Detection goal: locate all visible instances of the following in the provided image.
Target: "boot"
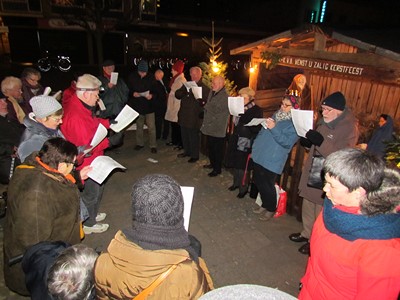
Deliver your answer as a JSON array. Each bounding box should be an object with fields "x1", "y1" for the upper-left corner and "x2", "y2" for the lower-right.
[{"x1": 259, "y1": 211, "x2": 275, "y2": 221}]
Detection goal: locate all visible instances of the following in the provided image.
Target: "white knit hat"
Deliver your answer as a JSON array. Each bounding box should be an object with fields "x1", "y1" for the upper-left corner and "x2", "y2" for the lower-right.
[
  {"x1": 76, "y1": 74, "x2": 101, "y2": 90},
  {"x1": 29, "y1": 95, "x2": 62, "y2": 119}
]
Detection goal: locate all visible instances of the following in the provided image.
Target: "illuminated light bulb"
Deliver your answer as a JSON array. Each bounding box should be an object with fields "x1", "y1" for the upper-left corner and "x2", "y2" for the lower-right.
[
  {"x1": 213, "y1": 66, "x2": 220, "y2": 73},
  {"x1": 249, "y1": 67, "x2": 255, "y2": 73},
  {"x1": 212, "y1": 61, "x2": 218, "y2": 67}
]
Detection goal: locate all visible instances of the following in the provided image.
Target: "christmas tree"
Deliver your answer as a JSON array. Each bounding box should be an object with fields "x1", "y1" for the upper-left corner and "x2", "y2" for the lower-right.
[{"x1": 200, "y1": 22, "x2": 236, "y2": 95}]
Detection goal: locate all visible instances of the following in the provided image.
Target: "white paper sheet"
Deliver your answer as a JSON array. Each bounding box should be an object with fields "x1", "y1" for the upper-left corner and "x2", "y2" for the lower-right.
[
  {"x1": 244, "y1": 118, "x2": 267, "y2": 126},
  {"x1": 191, "y1": 86, "x2": 202, "y2": 99},
  {"x1": 83, "y1": 124, "x2": 108, "y2": 154},
  {"x1": 139, "y1": 91, "x2": 149, "y2": 97},
  {"x1": 97, "y1": 99, "x2": 106, "y2": 111},
  {"x1": 87, "y1": 156, "x2": 126, "y2": 184},
  {"x1": 110, "y1": 72, "x2": 118, "y2": 85},
  {"x1": 291, "y1": 109, "x2": 314, "y2": 137},
  {"x1": 181, "y1": 186, "x2": 194, "y2": 231},
  {"x1": 228, "y1": 97, "x2": 244, "y2": 116},
  {"x1": 183, "y1": 81, "x2": 198, "y2": 90},
  {"x1": 110, "y1": 105, "x2": 139, "y2": 132}
]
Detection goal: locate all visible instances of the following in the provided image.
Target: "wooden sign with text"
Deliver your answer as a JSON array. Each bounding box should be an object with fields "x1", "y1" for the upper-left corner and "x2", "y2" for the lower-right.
[{"x1": 277, "y1": 55, "x2": 399, "y2": 84}]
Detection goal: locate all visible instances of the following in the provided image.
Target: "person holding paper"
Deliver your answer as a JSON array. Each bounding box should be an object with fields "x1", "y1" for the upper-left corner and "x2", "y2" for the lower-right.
[
  {"x1": 152, "y1": 69, "x2": 170, "y2": 140},
  {"x1": 4, "y1": 138, "x2": 91, "y2": 296},
  {"x1": 97, "y1": 60, "x2": 129, "y2": 119},
  {"x1": 95, "y1": 174, "x2": 214, "y2": 299},
  {"x1": 225, "y1": 87, "x2": 262, "y2": 198},
  {"x1": 290, "y1": 91, "x2": 358, "y2": 255},
  {"x1": 18, "y1": 95, "x2": 64, "y2": 163},
  {"x1": 165, "y1": 60, "x2": 186, "y2": 150},
  {"x1": 251, "y1": 95, "x2": 300, "y2": 221},
  {"x1": 61, "y1": 74, "x2": 120, "y2": 235},
  {"x1": 127, "y1": 60, "x2": 157, "y2": 153},
  {"x1": 175, "y1": 66, "x2": 210, "y2": 163},
  {"x1": 201, "y1": 76, "x2": 230, "y2": 177}
]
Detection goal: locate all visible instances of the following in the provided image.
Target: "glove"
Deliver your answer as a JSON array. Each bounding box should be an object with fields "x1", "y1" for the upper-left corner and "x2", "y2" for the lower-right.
[
  {"x1": 305, "y1": 130, "x2": 324, "y2": 147},
  {"x1": 110, "y1": 118, "x2": 118, "y2": 125},
  {"x1": 300, "y1": 137, "x2": 312, "y2": 148},
  {"x1": 108, "y1": 132, "x2": 124, "y2": 147},
  {"x1": 76, "y1": 145, "x2": 92, "y2": 165}
]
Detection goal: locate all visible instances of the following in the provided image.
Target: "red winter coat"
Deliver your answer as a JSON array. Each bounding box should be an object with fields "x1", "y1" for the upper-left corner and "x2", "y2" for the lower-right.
[
  {"x1": 299, "y1": 206, "x2": 400, "y2": 300},
  {"x1": 61, "y1": 94, "x2": 110, "y2": 170}
]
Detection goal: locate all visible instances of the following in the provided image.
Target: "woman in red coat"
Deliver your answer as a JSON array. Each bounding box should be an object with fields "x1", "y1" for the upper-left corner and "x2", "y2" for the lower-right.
[{"x1": 299, "y1": 148, "x2": 400, "y2": 300}]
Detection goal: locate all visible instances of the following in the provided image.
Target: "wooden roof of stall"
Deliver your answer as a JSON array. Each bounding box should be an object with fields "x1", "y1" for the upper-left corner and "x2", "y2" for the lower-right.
[{"x1": 230, "y1": 25, "x2": 400, "y2": 86}]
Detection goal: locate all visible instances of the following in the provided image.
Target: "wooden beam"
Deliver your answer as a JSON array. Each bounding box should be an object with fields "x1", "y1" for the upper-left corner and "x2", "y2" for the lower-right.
[
  {"x1": 314, "y1": 32, "x2": 326, "y2": 51},
  {"x1": 263, "y1": 47, "x2": 400, "y2": 69}
]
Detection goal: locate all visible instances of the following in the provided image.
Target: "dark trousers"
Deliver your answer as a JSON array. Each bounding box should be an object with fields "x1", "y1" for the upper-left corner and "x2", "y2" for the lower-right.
[
  {"x1": 253, "y1": 162, "x2": 277, "y2": 212},
  {"x1": 207, "y1": 135, "x2": 225, "y2": 173},
  {"x1": 155, "y1": 109, "x2": 169, "y2": 139},
  {"x1": 80, "y1": 178, "x2": 105, "y2": 226},
  {"x1": 181, "y1": 126, "x2": 200, "y2": 159},
  {"x1": 170, "y1": 122, "x2": 182, "y2": 146},
  {"x1": 233, "y1": 168, "x2": 249, "y2": 194}
]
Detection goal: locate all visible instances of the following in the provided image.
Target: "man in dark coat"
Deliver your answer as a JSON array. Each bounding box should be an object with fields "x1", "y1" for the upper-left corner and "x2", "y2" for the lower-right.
[
  {"x1": 0, "y1": 92, "x2": 24, "y2": 184},
  {"x1": 175, "y1": 66, "x2": 210, "y2": 163},
  {"x1": 152, "y1": 69, "x2": 169, "y2": 140},
  {"x1": 127, "y1": 60, "x2": 157, "y2": 153}
]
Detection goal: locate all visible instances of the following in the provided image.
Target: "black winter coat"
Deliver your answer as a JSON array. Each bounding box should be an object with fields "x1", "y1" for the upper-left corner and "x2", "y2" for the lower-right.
[{"x1": 225, "y1": 103, "x2": 263, "y2": 169}]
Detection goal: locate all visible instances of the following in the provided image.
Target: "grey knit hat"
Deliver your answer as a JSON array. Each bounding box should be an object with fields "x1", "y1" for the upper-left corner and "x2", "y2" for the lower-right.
[
  {"x1": 29, "y1": 95, "x2": 62, "y2": 119},
  {"x1": 132, "y1": 174, "x2": 184, "y2": 227}
]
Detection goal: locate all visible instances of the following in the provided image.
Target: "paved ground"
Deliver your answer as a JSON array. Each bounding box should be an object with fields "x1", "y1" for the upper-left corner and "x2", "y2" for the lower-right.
[{"x1": 0, "y1": 130, "x2": 308, "y2": 299}]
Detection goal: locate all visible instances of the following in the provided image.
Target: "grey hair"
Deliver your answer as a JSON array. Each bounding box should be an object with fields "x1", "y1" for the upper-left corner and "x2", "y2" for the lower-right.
[
  {"x1": 190, "y1": 66, "x2": 202, "y2": 75},
  {"x1": 324, "y1": 148, "x2": 400, "y2": 215},
  {"x1": 1, "y1": 76, "x2": 22, "y2": 94},
  {"x1": 47, "y1": 244, "x2": 98, "y2": 300},
  {"x1": 21, "y1": 67, "x2": 41, "y2": 79}
]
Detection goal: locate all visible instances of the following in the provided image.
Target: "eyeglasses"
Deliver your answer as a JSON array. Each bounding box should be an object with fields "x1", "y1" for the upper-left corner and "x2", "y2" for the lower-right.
[
  {"x1": 76, "y1": 87, "x2": 104, "y2": 92},
  {"x1": 281, "y1": 102, "x2": 292, "y2": 108},
  {"x1": 50, "y1": 116, "x2": 63, "y2": 122},
  {"x1": 321, "y1": 106, "x2": 333, "y2": 112}
]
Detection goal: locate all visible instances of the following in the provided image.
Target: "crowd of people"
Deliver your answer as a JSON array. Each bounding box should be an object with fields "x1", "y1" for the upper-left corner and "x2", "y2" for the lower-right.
[{"x1": 0, "y1": 63, "x2": 398, "y2": 299}]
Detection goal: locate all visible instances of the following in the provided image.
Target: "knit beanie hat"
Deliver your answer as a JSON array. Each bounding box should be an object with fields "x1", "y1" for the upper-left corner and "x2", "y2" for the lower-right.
[
  {"x1": 172, "y1": 60, "x2": 185, "y2": 74},
  {"x1": 322, "y1": 92, "x2": 346, "y2": 111},
  {"x1": 102, "y1": 59, "x2": 115, "y2": 67},
  {"x1": 137, "y1": 60, "x2": 149, "y2": 73},
  {"x1": 238, "y1": 87, "x2": 255, "y2": 97},
  {"x1": 132, "y1": 174, "x2": 184, "y2": 226},
  {"x1": 29, "y1": 95, "x2": 62, "y2": 118}
]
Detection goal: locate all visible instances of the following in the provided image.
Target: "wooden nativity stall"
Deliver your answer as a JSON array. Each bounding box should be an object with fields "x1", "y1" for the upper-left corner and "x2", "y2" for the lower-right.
[{"x1": 230, "y1": 25, "x2": 400, "y2": 219}]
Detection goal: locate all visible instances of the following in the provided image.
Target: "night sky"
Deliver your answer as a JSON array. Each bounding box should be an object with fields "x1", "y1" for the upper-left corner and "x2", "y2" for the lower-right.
[{"x1": 156, "y1": 0, "x2": 400, "y2": 33}]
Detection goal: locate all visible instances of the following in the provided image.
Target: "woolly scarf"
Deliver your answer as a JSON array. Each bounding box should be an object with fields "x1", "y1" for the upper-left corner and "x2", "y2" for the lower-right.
[
  {"x1": 123, "y1": 221, "x2": 199, "y2": 262},
  {"x1": 323, "y1": 198, "x2": 400, "y2": 241},
  {"x1": 35, "y1": 156, "x2": 76, "y2": 183},
  {"x1": 273, "y1": 109, "x2": 292, "y2": 122},
  {"x1": 169, "y1": 72, "x2": 182, "y2": 88}
]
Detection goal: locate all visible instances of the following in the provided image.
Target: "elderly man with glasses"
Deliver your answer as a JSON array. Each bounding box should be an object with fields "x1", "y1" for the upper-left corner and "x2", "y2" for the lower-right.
[
  {"x1": 289, "y1": 91, "x2": 359, "y2": 255},
  {"x1": 61, "y1": 74, "x2": 123, "y2": 235}
]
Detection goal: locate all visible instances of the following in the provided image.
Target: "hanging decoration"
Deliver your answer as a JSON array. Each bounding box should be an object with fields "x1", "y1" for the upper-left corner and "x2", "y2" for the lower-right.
[{"x1": 261, "y1": 51, "x2": 282, "y2": 70}]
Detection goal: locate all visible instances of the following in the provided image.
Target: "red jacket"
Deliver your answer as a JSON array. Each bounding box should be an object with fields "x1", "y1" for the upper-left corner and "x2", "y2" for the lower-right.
[
  {"x1": 299, "y1": 206, "x2": 400, "y2": 300},
  {"x1": 61, "y1": 94, "x2": 110, "y2": 170}
]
